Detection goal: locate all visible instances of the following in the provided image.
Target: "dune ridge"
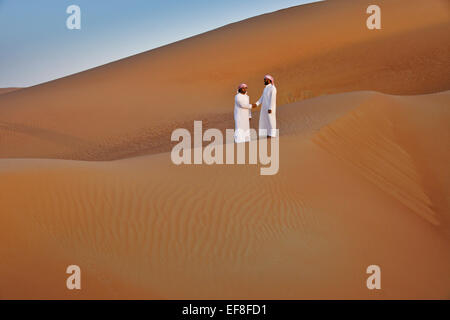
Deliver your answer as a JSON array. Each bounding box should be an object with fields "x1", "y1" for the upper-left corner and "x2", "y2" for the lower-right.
[
  {"x1": 313, "y1": 93, "x2": 450, "y2": 226},
  {"x1": 0, "y1": 88, "x2": 21, "y2": 96}
]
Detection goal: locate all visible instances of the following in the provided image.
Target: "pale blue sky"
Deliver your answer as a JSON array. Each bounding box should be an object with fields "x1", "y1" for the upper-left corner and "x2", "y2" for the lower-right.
[{"x1": 0, "y1": 0, "x2": 321, "y2": 87}]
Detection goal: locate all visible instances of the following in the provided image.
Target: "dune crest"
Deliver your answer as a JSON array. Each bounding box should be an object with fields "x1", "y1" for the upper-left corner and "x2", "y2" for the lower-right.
[
  {"x1": 0, "y1": 88, "x2": 21, "y2": 95},
  {"x1": 312, "y1": 93, "x2": 450, "y2": 226}
]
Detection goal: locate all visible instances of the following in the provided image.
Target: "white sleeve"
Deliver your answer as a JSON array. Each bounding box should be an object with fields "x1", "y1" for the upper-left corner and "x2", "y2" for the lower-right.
[
  {"x1": 269, "y1": 87, "x2": 277, "y2": 111},
  {"x1": 236, "y1": 95, "x2": 252, "y2": 110}
]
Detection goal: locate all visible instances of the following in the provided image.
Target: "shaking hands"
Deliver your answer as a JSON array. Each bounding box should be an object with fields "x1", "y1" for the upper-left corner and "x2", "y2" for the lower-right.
[{"x1": 251, "y1": 103, "x2": 271, "y2": 113}]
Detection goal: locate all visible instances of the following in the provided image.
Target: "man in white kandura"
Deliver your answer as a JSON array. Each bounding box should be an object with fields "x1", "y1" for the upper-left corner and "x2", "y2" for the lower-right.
[
  {"x1": 234, "y1": 83, "x2": 257, "y2": 143},
  {"x1": 255, "y1": 75, "x2": 277, "y2": 138}
]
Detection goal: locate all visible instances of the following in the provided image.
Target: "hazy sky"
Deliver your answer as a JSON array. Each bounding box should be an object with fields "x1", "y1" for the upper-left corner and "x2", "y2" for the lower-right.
[{"x1": 0, "y1": 0, "x2": 321, "y2": 87}]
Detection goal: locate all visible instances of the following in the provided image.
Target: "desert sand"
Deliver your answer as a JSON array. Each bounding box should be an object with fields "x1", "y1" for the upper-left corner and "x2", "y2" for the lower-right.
[
  {"x1": 0, "y1": 88, "x2": 21, "y2": 96},
  {"x1": 0, "y1": 0, "x2": 449, "y2": 299}
]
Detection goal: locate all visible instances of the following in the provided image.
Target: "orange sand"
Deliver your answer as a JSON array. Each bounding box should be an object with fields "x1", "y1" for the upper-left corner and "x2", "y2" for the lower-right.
[
  {"x1": 0, "y1": 88, "x2": 21, "y2": 96},
  {"x1": 0, "y1": 0, "x2": 449, "y2": 299}
]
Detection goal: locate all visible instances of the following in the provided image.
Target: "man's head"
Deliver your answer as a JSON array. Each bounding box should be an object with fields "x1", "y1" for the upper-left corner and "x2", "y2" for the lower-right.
[
  {"x1": 238, "y1": 83, "x2": 248, "y2": 94},
  {"x1": 264, "y1": 74, "x2": 274, "y2": 86}
]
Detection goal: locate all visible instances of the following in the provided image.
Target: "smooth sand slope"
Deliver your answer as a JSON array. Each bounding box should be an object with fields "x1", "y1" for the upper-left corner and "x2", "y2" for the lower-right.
[
  {"x1": 0, "y1": 0, "x2": 449, "y2": 299},
  {"x1": 0, "y1": 0, "x2": 449, "y2": 160}
]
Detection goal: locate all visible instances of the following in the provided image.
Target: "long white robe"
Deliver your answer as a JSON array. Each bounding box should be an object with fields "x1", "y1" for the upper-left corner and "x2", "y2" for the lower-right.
[
  {"x1": 256, "y1": 84, "x2": 277, "y2": 137},
  {"x1": 234, "y1": 93, "x2": 252, "y2": 143}
]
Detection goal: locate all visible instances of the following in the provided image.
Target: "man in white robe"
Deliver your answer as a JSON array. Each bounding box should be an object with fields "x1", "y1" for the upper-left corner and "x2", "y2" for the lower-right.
[
  {"x1": 255, "y1": 75, "x2": 277, "y2": 137},
  {"x1": 234, "y1": 83, "x2": 257, "y2": 143}
]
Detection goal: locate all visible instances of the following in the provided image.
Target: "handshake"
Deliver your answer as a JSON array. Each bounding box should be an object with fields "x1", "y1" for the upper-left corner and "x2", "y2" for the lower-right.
[{"x1": 251, "y1": 103, "x2": 272, "y2": 113}]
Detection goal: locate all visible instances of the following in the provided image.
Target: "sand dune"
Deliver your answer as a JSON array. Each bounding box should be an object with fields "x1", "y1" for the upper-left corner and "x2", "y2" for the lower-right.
[
  {"x1": 0, "y1": 88, "x2": 21, "y2": 96},
  {"x1": 0, "y1": 0, "x2": 449, "y2": 160},
  {"x1": 1, "y1": 91, "x2": 449, "y2": 299},
  {"x1": 313, "y1": 92, "x2": 450, "y2": 226},
  {"x1": 0, "y1": 0, "x2": 449, "y2": 299}
]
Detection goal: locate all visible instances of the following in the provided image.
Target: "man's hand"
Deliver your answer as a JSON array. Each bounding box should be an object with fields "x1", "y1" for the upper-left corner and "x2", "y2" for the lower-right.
[
  {"x1": 252, "y1": 103, "x2": 257, "y2": 108},
  {"x1": 268, "y1": 109, "x2": 272, "y2": 114}
]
